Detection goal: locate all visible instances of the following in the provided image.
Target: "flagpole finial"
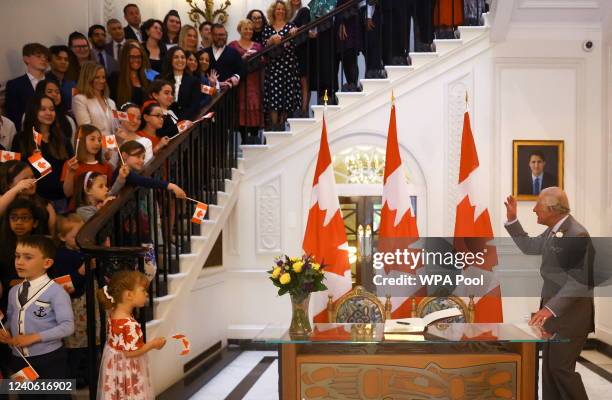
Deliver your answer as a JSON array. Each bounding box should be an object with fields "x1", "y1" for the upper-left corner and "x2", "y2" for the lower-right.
[
  {"x1": 391, "y1": 90, "x2": 396, "y2": 105},
  {"x1": 465, "y1": 91, "x2": 469, "y2": 108},
  {"x1": 323, "y1": 90, "x2": 329, "y2": 107}
]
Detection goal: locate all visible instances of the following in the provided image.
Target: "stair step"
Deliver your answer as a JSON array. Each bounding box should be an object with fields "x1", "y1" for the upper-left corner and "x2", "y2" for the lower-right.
[
  {"x1": 360, "y1": 78, "x2": 391, "y2": 93},
  {"x1": 384, "y1": 65, "x2": 415, "y2": 80},
  {"x1": 237, "y1": 157, "x2": 246, "y2": 171},
  {"x1": 409, "y1": 52, "x2": 439, "y2": 68},
  {"x1": 240, "y1": 144, "x2": 269, "y2": 160},
  {"x1": 335, "y1": 91, "x2": 367, "y2": 107},
  {"x1": 207, "y1": 204, "x2": 223, "y2": 220},
  {"x1": 216, "y1": 191, "x2": 230, "y2": 207},
  {"x1": 199, "y1": 219, "x2": 216, "y2": 236},
  {"x1": 264, "y1": 131, "x2": 296, "y2": 146},
  {"x1": 287, "y1": 117, "x2": 317, "y2": 132},
  {"x1": 178, "y1": 253, "x2": 198, "y2": 274},
  {"x1": 433, "y1": 39, "x2": 463, "y2": 54},
  {"x1": 167, "y1": 272, "x2": 189, "y2": 294},
  {"x1": 153, "y1": 294, "x2": 176, "y2": 320},
  {"x1": 231, "y1": 167, "x2": 242, "y2": 181},
  {"x1": 458, "y1": 25, "x2": 488, "y2": 42},
  {"x1": 311, "y1": 105, "x2": 342, "y2": 121}
]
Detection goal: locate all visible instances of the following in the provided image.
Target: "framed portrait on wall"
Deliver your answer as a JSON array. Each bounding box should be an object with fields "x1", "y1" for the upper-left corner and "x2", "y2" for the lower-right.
[{"x1": 513, "y1": 140, "x2": 564, "y2": 201}]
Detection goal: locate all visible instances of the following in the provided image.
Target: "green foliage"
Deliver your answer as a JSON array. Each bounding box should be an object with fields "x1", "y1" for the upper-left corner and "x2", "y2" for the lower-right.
[{"x1": 268, "y1": 254, "x2": 328, "y2": 298}]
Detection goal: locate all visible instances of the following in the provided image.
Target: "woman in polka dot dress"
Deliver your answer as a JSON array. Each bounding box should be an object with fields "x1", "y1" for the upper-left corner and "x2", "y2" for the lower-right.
[{"x1": 263, "y1": 0, "x2": 301, "y2": 131}]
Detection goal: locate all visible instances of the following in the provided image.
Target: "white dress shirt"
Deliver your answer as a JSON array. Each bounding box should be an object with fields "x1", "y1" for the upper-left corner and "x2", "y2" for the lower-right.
[
  {"x1": 27, "y1": 72, "x2": 43, "y2": 91},
  {"x1": 173, "y1": 74, "x2": 183, "y2": 101},
  {"x1": 129, "y1": 25, "x2": 142, "y2": 42}
]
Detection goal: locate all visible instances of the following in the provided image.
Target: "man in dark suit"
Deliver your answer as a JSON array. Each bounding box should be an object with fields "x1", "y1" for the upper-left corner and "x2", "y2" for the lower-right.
[
  {"x1": 505, "y1": 187, "x2": 593, "y2": 400},
  {"x1": 46, "y1": 45, "x2": 77, "y2": 112},
  {"x1": 106, "y1": 18, "x2": 126, "y2": 62},
  {"x1": 204, "y1": 24, "x2": 244, "y2": 90},
  {"x1": 5, "y1": 43, "x2": 49, "y2": 131},
  {"x1": 88, "y1": 24, "x2": 119, "y2": 74},
  {"x1": 123, "y1": 3, "x2": 142, "y2": 42},
  {"x1": 518, "y1": 150, "x2": 557, "y2": 195}
]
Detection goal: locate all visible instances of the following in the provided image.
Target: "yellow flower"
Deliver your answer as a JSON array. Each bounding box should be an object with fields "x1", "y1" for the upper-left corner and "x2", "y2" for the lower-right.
[
  {"x1": 290, "y1": 257, "x2": 300, "y2": 263},
  {"x1": 271, "y1": 267, "x2": 281, "y2": 279},
  {"x1": 293, "y1": 261, "x2": 304, "y2": 273},
  {"x1": 279, "y1": 273, "x2": 291, "y2": 285},
  {"x1": 312, "y1": 263, "x2": 321, "y2": 271}
]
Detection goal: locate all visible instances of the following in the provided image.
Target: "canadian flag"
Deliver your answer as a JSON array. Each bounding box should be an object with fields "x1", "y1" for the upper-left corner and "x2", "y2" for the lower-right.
[
  {"x1": 378, "y1": 100, "x2": 422, "y2": 318},
  {"x1": 453, "y1": 111, "x2": 503, "y2": 322},
  {"x1": 102, "y1": 134, "x2": 118, "y2": 150},
  {"x1": 303, "y1": 117, "x2": 352, "y2": 322},
  {"x1": 0, "y1": 150, "x2": 21, "y2": 163},
  {"x1": 201, "y1": 84, "x2": 216, "y2": 96},
  {"x1": 11, "y1": 366, "x2": 39, "y2": 382},
  {"x1": 28, "y1": 153, "x2": 52, "y2": 176},
  {"x1": 32, "y1": 129, "x2": 42, "y2": 147},
  {"x1": 171, "y1": 334, "x2": 191, "y2": 356},
  {"x1": 112, "y1": 110, "x2": 136, "y2": 122},
  {"x1": 177, "y1": 120, "x2": 191, "y2": 134},
  {"x1": 191, "y1": 202, "x2": 208, "y2": 224}
]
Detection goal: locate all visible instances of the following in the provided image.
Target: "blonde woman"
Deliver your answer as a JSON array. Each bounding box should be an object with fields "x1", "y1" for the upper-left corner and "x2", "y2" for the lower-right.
[
  {"x1": 72, "y1": 62, "x2": 117, "y2": 137},
  {"x1": 109, "y1": 40, "x2": 151, "y2": 106},
  {"x1": 263, "y1": 0, "x2": 301, "y2": 130},
  {"x1": 229, "y1": 19, "x2": 264, "y2": 143},
  {"x1": 178, "y1": 25, "x2": 199, "y2": 53}
]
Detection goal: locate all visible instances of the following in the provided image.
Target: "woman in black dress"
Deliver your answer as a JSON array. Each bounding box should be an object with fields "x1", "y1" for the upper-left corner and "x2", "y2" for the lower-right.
[
  {"x1": 141, "y1": 19, "x2": 166, "y2": 74},
  {"x1": 263, "y1": 1, "x2": 301, "y2": 131},
  {"x1": 289, "y1": 0, "x2": 311, "y2": 117}
]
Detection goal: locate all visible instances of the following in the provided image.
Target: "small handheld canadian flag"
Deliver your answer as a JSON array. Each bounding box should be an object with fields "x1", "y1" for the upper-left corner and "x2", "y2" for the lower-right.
[
  {"x1": 177, "y1": 120, "x2": 191, "y2": 133},
  {"x1": 112, "y1": 110, "x2": 135, "y2": 122},
  {"x1": 171, "y1": 334, "x2": 191, "y2": 356},
  {"x1": 28, "y1": 153, "x2": 52, "y2": 176},
  {"x1": 201, "y1": 84, "x2": 216, "y2": 96},
  {"x1": 102, "y1": 134, "x2": 118, "y2": 150},
  {"x1": 32, "y1": 129, "x2": 42, "y2": 147},
  {"x1": 191, "y1": 202, "x2": 208, "y2": 224},
  {"x1": 11, "y1": 366, "x2": 39, "y2": 382},
  {"x1": 0, "y1": 150, "x2": 21, "y2": 163}
]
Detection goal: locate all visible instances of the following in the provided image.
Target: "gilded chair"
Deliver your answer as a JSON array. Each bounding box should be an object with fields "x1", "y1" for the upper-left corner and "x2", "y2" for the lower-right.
[
  {"x1": 328, "y1": 286, "x2": 392, "y2": 323},
  {"x1": 410, "y1": 295, "x2": 475, "y2": 323}
]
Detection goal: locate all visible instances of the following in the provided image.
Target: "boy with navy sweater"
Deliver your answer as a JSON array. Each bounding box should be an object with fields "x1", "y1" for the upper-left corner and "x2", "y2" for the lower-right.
[{"x1": 0, "y1": 235, "x2": 74, "y2": 396}]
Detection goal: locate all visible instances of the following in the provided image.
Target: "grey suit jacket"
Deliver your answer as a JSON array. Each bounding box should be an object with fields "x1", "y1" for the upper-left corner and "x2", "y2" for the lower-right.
[{"x1": 505, "y1": 215, "x2": 594, "y2": 337}]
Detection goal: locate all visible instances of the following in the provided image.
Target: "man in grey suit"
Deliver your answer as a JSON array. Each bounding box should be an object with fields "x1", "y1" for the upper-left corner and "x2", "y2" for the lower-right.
[{"x1": 504, "y1": 187, "x2": 594, "y2": 400}]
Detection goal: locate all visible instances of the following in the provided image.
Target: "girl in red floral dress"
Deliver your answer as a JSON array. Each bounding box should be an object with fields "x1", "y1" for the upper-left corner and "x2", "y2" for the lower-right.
[{"x1": 96, "y1": 270, "x2": 166, "y2": 399}]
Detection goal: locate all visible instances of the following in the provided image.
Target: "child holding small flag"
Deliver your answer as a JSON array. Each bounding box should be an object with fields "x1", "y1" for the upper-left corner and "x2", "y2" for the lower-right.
[
  {"x1": 115, "y1": 103, "x2": 155, "y2": 163},
  {"x1": 139, "y1": 101, "x2": 171, "y2": 156},
  {"x1": 0, "y1": 160, "x2": 56, "y2": 235},
  {"x1": 0, "y1": 235, "x2": 74, "y2": 396},
  {"x1": 73, "y1": 171, "x2": 117, "y2": 222},
  {"x1": 96, "y1": 270, "x2": 165, "y2": 400},
  {"x1": 61, "y1": 124, "x2": 114, "y2": 199}
]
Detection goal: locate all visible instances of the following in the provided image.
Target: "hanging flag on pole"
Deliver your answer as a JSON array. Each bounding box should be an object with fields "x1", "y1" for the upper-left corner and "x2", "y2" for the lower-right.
[
  {"x1": 377, "y1": 93, "x2": 422, "y2": 318},
  {"x1": 302, "y1": 113, "x2": 352, "y2": 322},
  {"x1": 0, "y1": 150, "x2": 21, "y2": 162},
  {"x1": 452, "y1": 98, "x2": 503, "y2": 323}
]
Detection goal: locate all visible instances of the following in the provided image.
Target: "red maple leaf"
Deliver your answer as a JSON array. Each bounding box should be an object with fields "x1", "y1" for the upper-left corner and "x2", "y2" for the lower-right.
[{"x1": 37, "y1": 161, "x2": 48, "y2": 169}]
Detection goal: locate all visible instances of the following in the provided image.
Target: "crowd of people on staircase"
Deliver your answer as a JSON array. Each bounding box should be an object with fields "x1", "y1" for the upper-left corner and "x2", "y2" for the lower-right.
[{"x1": 0, "y1": 1, "x2": 486, "y2": 397}]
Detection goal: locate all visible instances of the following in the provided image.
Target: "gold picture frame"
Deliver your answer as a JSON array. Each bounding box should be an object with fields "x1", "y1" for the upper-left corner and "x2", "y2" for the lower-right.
[{"x1": 513, "y1": 140, "x2": 564, "y2": 201}]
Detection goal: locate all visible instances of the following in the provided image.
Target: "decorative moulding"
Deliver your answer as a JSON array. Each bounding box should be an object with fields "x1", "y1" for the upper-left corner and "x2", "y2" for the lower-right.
[{"x1": 255, "y1": 175, "x2": 282, "y2": 254}]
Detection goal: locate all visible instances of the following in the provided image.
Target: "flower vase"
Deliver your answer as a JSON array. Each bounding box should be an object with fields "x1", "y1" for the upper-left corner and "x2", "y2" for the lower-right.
[{"x1": 289, "y1": 293, "x2": 312, "y2": 338}]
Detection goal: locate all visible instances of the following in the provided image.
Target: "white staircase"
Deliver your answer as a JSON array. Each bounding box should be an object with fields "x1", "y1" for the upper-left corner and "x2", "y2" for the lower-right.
[{"x1": 239, "y1": 24, "x2": 490, "y2": 174}]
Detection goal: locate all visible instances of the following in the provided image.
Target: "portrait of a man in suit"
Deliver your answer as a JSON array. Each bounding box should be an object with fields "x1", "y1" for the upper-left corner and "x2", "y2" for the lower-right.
[{"x1": 513, "y1": 140, "x2": 563, "y2": 200}]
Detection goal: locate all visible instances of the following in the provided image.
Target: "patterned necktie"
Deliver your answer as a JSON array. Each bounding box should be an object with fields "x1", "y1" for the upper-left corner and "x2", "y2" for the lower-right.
[
  {"x1": 19, "y1": 281, "x2": 30, "y2": 306},
  {"x1": 533, "y1": 177, "x2": 541, "y2": 195},
  {"x1": 117, "y1": 43, "x2": 122, "y2": 60}
]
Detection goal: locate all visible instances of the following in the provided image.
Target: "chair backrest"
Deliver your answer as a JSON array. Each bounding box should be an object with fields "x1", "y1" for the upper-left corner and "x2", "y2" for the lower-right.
[
  {"x1": 412, "y1": 295, "x2": 475, "y2": 323},
  {"x1": 328, "y1": 286, "x2": 391, "y2": 323}
]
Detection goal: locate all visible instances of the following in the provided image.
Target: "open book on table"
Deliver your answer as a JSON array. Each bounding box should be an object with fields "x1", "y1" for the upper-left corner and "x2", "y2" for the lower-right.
[{"x1": 384, "y1": 308, "x2": 463, "y2": 334}]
